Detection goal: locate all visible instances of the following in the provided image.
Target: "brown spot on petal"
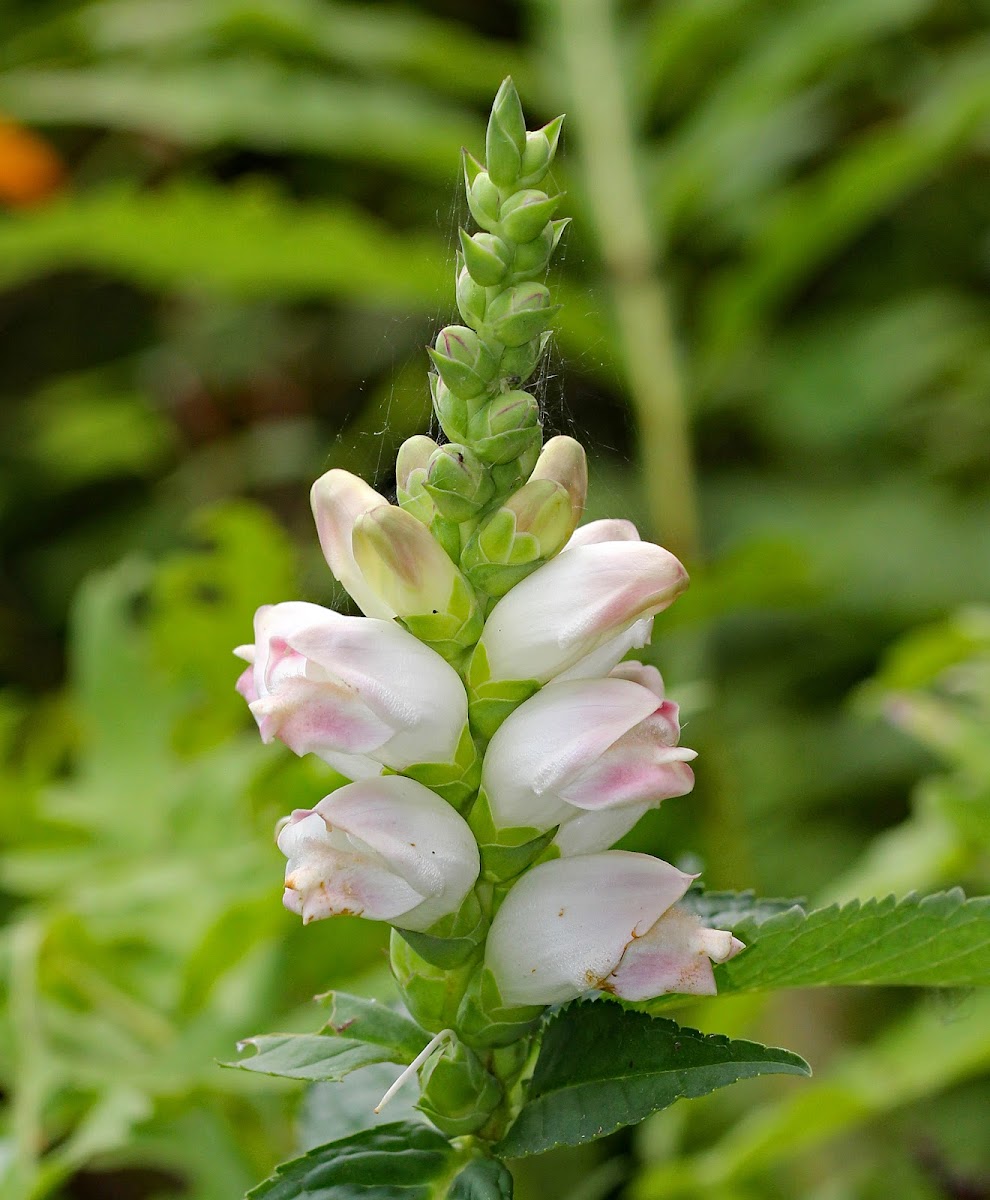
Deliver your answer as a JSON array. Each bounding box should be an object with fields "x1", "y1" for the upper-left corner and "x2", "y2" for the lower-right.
[{"x1": 558, "y1": 908, "x2": 565, "y2": 917}]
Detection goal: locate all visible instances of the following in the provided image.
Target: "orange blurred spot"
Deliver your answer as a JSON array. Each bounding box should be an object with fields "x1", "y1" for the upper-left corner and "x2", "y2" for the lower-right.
[{"x1": 0, "y1": 118, "x2": 65, "y2": 208}]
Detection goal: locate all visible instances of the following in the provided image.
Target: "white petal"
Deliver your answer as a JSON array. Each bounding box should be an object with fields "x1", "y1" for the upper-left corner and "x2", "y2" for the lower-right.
[
  {"x1": 310, "y1": 469, "x2": 394, "y2": 618},
  {"x1": 608, "y1": 660, "x2": 665, "y2": 696},
  {"x1": 608, "y1": 905, "x2": 745, "y2": 1000},
  {"x1": 565, "y1": 519, "x2": 641, "y2": 548},
  {"x1": 486, "y1": 852, "x2": 695, "y2": 1006},
  {"x1": 482, "y1": 679, "x2": 660, "y2": 830},
  {"x1": 552, "y1": 802, "x2": 651, "y2": 857}
]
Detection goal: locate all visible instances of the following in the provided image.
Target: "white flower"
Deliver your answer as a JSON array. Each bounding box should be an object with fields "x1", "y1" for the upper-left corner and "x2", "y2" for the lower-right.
[
  {"x1": 235, "y1": 601, "x2": 467, "y2": 779},
  {"x1": 277, "y1": 776, "x2": 479, "y2": 930},
  {"x1": 310, "y1": 469, "x2": 393, "y2": 618},
  {"x1": 475, "y1": 538, "x2": 687, "y2": 686},
  {"x1": 485, "y1": 851, "x2": 743, "y2": 1006},
  {"x1": 481, "y1": 672, "x2": 695, "y2": 853}
]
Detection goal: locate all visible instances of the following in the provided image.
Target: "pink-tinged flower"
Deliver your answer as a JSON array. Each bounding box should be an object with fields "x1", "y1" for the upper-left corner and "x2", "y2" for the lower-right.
[
  {"x1": 565, "y1": 518, "x2": 641, "y2": 548},
  {"x1": 277, "y1": 776, "x2": 479, "y2": 930},
  {"x1": 310, "y1": 469, "x2": 393, "y2": 618},
  {"x1": 475, "y1": 539, "x2": 688, "y2": 686},
  {"x1": 481, "y1": 674, "x2": 695, "y2": 853},
  {"x1": 485, "y1": 852, "x2": 743, "y2": 1006},
  {"x1": 235, "y1": 601, "x2": 467, "y2": 779}
]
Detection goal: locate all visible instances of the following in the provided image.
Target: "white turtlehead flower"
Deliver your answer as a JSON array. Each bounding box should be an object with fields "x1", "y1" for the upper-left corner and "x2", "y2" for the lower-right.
[
  {"x1": 277, "y1": 776, "x2": 479, "y2": 930},
  {"x1": 486, "y1": 852, "x2": 744, "y2": 1006},
  {"x1": 481, "y1": 671, "x2": 695, "y2": 854},
  {"x1": 476, "y1": 537, "x2": 687, "y2": 686},
  {"x1": 235, "y1": 601, "x2": 467, "y2": 779}
]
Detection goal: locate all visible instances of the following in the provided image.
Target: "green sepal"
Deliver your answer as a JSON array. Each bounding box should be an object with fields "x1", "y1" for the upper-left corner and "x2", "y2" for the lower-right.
[
  {"x1": 390, "y1": 930, "x2": 478, "y2": 1033},
  {"x1": 515, "y1": 114, "x2": 565, "y2": 190},
  {"x1": 430, "y1": 374, "x2": 471, "y2": 444},
  {"x1": 489, "y1": 443, "x2": 540, "y2": 500},
  {"x1": 485, "y1": 285, "x2": 557, "y2": 348},
  {"x1": 456, "y1": 262, "x2": 489, "y2": 330},
  {"x1": 498, "y1": 191, "x2": 561, "y2": 245},
  {"x1": 417, "y1": 1037, "x2": 503, "y2": 1137},
  {"x1": 468, "y1": 789, "x2": 559, "y2": 882},
  {"x1": 396, "y1": 889, "x2": 487, "y2": 969},
  {"x1": 468, "y1": 390, "x2": 541, "y2": 465},
  {"x1": 456, "y1": 965, "x2": 544, "y2": 1050},
  {"x1": 400, "y1": 574, "x2": 485, "y2": 665},
  {"x1": 497, "y1": 332, "x2": 551, "y2": 389},
  {"x1": 509, "y1": 223, "x2": 554, "y2": 281},
  {"x1": 459, "y1": 229, "x2": 513, "y2": 287},
  {"x1": 430, "y1": 512, "x2": 463, "y2": 563},
  {"x1": 398, "y1": 726, "x2": 481, "y2": 812},
  {"x1": 463, "y1": 154, "x2": 500, "y2": 233},
  {"x1": 466, "y1": 644, "x2": 540, "y2": 739},
  {"x1": 486, "y1": 77, "x2": 527, "y2": 188}
]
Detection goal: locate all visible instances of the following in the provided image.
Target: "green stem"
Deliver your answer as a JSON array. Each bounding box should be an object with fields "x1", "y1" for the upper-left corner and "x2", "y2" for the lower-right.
[{"x1": 549, "y1": 0, "x2": 701, "y2": 564}]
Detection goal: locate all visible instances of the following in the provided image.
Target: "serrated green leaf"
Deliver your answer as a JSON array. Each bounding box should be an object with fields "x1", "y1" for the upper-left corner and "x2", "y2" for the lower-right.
[
  {"x1": 316, "y1": 993, "x2": 430, "y2": 1063},
  {"x1": 448, "y1": 1156, "x2": 514, "y2": 1199},
  {"x1": 679, "y1": 888, "x2": 804, "y2": 930},
  {"x1": 496, "y1": 1003, "x2": 809, "y2": 1158},
  {"x1": 221, "y1": 1033, "x2": 402, "y2": 1082},
  {"x1": 247, "y1": 1121, "x2": 452, "y2": 1199},
  {"x1": 718, "y1": 889, "x2": 990, "y2": 993}
]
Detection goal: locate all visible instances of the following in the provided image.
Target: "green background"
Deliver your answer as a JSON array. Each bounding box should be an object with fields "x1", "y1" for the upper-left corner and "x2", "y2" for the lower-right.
[{"x1": 0, "y1": 1, "x2": 988, "y2": 1197}]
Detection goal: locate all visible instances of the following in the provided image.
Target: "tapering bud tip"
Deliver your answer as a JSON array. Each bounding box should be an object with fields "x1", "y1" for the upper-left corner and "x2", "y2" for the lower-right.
[{"x1": 486, "y1": 76, "x2": 527, "y2": 188}]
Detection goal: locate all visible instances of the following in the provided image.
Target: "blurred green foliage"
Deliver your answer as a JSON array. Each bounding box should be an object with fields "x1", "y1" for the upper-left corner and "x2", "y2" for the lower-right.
[{"x1": 0, "y1": 0, "x2": 988, "y2": 1197}]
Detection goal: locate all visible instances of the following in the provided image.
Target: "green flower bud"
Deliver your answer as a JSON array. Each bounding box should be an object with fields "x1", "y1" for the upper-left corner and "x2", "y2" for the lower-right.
[
  {"x1": 468, "y1": 390, "x2": 541, "y2": 465},
  {"x1": 430, "y1": 374, "x2": 470, "y2": 444},
  {"x1": 456, "y1": 965, "x2": 543, "y2": 1050},
  {"x1": 463, "y1": 152, "x2": 500, "y2": 233},
  {"x1": 352, "y1": 505, "x2": 483, "y2": 661},
  {"x1": 428, "y1": 325, "x2": 498, "y2": 399},
  {"x1": 485, "y1": 76, "x2": 526, "y2": 188},
  {"x1": 448, "y1": 1158, "x2": 514, "y2": 1200},
  {"x1": 423, "y1": 443, "x2": 495, "y2": 522},
  {"x1": 497, "y1": 331, "x2": 552, "y2": 389},
  {"x1": 395, "y1": 434, "x2": 437, "y2": 516},
  {"x1": 510, "y1": 222, "x2": 554, "y2": 280},
  {"x1": 516, "y1": 115, "x2": 565, "y2": 189},
  {"x1": 390, "y1": 931, "x2": 474, "y2": 1032},
  {"x1": 530, "y1": 434, "x2": 588, "y2": 523},
  {"x1": 490, "y1": 440, "x2": 541, "y2": 497},
  {"x1": 498, "y1": 190, "x2": 561, "y2": 244},
  {"x1": 486, "y1": 284, "x2": 558, "y2": 348},
  {"x1": 461, "y1": 479, "x2": 572, "y2": 597},
  {"x1": 417, "y1": 1039, "x2": 502, "y2": 1137},
  {"x1": 455, "y1": 264, "x2": 488, "y2": 331},
  {"x1": 458, "y1": 229, "x2": 513, "y2": 287}
]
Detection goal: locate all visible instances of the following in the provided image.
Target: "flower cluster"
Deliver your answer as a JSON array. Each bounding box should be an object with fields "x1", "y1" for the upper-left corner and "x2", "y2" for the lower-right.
[{"x1": 235, "y1": 80, "x2": 742, "y2": 1136}]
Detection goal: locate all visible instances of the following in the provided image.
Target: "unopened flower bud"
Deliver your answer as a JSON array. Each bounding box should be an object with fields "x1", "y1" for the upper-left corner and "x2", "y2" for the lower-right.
[
  {"x1": 510, "y1": 222, "x2": 553, "y2": 279},
  {"x1": 277, "y1": 776, "x2": 479, "y2": 931},
  {"x1": 486, "y1": 284, "x2": 557, "y2": 347},
  {"x1": 459, "y1": 229, "x2": 513, "y2": 287},
  {"x1": 310, "y1": 469, "x2": 392, "y2": 618},
  {"x1": 489, "y1": 440, "x2": 541, "y2": 498},
  {"x1": 497, "y1": 332, "x2": 552, "y2": 389},
  {"x1": 468, "y1": 389, "x2": 541, "y2": 465},
  {"x1": 428, "y1": 325, "x2": 499, "y2": 400},
  {"x1": 430, "y1": 374, "x2": 470, "y2": 444},
  {"x1": 235, "y1": 601, "x2": 469, "y2": 779},
  {"x1": 455, "y1": 264, "x2": 488, "y2": 330},
  {"x1": 485, "y1": 76, "x2": 527, "y2": 188},
  {"x1": 417, "y1": 1039, "x2": 502, "y2": 1137},
  {"x1": 531, "y1": 435, "x2": 587, "y2": 521},
  {"x1": 516, "y1": 115, "x2": 565, "y2": 189},
  {"x1": 498, "y1": 190, "x2": 562, "y2": 245},
  {"x1": 486, "y1": 852, "x2": 744, "y2": 1006},
  {"x1": 395, "y1": 435, "x2": 438, "y2": 524},
  {"x1": 423, "y1": 443, "x2": 495, "y2": 522},
  {"x1": 351, "y1": 506, "x2": 483, "y2": 659},
  {"x1": 463, "y1": 152, "x2": 500, "y2": 232},
  {"x1": 461, "y1": 477, "x2": 575, "y2": 597}
]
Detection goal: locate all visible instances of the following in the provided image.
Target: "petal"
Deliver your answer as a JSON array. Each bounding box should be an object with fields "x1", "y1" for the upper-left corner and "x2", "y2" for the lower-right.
[
  {"x1": 565, "y1": 518, "x2": 641, "y2": 548},
  {"x1": 552, "y1": 801, "x2": 651, "y2": 857},
  {"x1": 235, "y1": 664, "x2": 259, "y2": 705},
  {"x1": 609, "y1": 660, "x2": 665, "y2": 696},
  {"x1": 250, "y1": 675, "x2": 393, "y2": 760},
  {"x1": 310, "y1": 469, "x2": 394, "y2": 618},
  {"x1": 608, "y1": 904, "x2": 745, "y2": 1001},
  {"x1": 480, "y1": 541, "x2": 687, "y2": 684},
  {"x1": 554, "y1": 617, "x2": 654, "y2": 683},
  {"x1": 485, "y1": 851, "x2": 695, "y2": 1006}
]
